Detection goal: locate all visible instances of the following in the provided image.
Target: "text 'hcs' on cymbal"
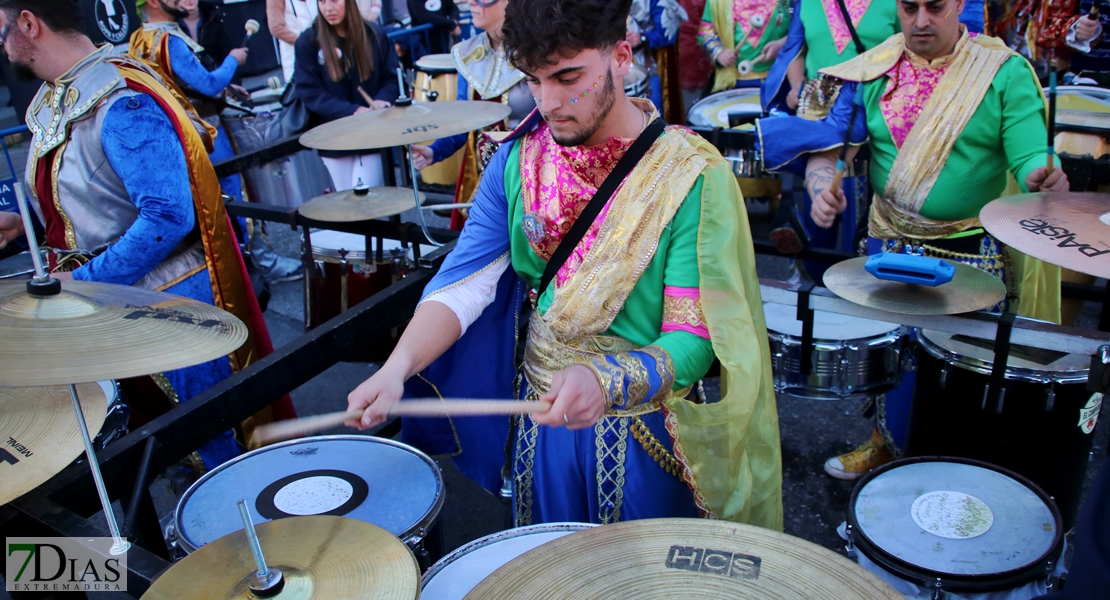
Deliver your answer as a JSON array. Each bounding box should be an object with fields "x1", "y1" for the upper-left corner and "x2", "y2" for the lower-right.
[
  {"x1": 142, "y1": 515, "x2": 420, "y2": 600},
  {"x1": 0, "y1": 383, "x2": 106, "y2": 505},
  {"x1": 465, "y1": 518, "x2": 901, "y2": 599},
  {"x1": 299, "y1": 101, "x2": 512, "y2": 152},
  {"x1": 823, "y1": 257, "x2": 1007, "y2": 315},
  {"x1": 980, "y1": 192, "x2": 1110, "y2": 280},
  {"x1": 0, "y1": 280, "x2": 247, "y2": 387}
]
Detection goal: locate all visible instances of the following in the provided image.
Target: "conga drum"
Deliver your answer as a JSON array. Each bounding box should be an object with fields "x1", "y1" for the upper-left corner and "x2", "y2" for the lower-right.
[{"x1": 415, "y1": 54, "x2": 465, "y2": 186}]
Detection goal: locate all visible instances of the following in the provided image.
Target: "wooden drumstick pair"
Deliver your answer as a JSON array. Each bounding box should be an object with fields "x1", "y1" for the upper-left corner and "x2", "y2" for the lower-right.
[{"x1": 254, "y1": 399, "x2": 552, "y2": 445}]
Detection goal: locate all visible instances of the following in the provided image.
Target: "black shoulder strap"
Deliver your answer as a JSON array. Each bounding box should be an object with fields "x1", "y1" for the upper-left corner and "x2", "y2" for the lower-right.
[
  {"x1": 536, "y1": 118, "x2": 666, "y2": 299},
  {"x1": 834, "y1": 0, "x2": 868, "y2": 55}
]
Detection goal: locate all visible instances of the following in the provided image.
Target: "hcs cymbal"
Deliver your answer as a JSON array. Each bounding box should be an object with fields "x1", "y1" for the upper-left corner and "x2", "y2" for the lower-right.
[
  {"x1": 299, "y1": 186, "x2": 426, "y2": 223},
  {"x1": 0, "y1": 383, "x2": 106, "y2": 505},
  {"x1": 142, "y1": 515, "x2": 420, "y2": 600},
  {"x1": 0, "y1": 280, "x2": 247, "y2": 387},
  {"x1": 299, "y1": 100, "x2": 512, "y2": 151},
  {"x1": 465, "y1": 518, "x2": 901, "y2": 599},
  {"x1": 823, "y1": 257, "x2": 1006, "y2": 315},
  {"x1": 979, "y1": 192, "x2": 1110, "y2": 280}
]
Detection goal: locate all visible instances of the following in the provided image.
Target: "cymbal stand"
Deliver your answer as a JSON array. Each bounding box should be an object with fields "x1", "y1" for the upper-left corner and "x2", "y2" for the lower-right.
[
  {"x1": 237, "y1": 499, "x2": 284, "y2": 596},
  {"x1": 12, "y1": 183, "x2": 131, "y2": 555},
  {"x1": 396, "y1": 67, "x2": 445, "y2": 248}
]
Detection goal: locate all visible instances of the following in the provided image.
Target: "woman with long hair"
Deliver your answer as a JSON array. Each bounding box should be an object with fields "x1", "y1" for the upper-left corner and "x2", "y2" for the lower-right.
[{"x1": 295, "y1": 0, "x2": 401, "y2": 189}]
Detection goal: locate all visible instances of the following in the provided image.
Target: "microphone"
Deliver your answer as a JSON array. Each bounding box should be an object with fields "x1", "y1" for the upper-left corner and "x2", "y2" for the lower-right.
[{"x1": 240, "y1": 19, "x2": 260, "y2": 48}]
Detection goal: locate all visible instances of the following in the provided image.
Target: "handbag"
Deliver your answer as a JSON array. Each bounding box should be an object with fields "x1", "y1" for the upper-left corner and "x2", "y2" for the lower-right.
[{"x1": 279, "y1": 81, "x2": 315, "y2": 137}]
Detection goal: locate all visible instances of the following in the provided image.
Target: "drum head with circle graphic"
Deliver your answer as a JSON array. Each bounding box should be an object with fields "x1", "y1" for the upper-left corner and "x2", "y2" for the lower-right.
[
  {"x1": 852, "y1": 460, "x2": 1058, "y2": 577},
  {"x1": 174, "y1": 436, "x2": 443, "y2": 552}
]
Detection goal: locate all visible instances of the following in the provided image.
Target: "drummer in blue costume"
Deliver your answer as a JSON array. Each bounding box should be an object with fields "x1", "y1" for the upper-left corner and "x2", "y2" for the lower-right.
[
  {"x1": 411, "y1": 0, "x2": 535, "y2": 232},
  {"x1": 131, "y1": 0, "x2": 247, "y2": 203},
  {"x1": 350, "y1": 0, "x2": 783, "y2": 527},
  {"x1": 0, "y1": 0, "x2": 295, "y2": 470},
  {"x1": 758, "y1": 0, "x2": 1068, "y2": 479}
]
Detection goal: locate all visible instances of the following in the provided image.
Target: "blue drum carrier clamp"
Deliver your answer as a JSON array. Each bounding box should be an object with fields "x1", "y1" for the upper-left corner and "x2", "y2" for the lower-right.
[{"x1": 864, "y1": 253, "x2": 955, "y2": 287}]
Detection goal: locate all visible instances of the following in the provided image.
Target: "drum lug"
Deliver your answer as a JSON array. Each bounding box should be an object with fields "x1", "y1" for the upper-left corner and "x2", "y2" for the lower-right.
[
  {"x1": 1045, "y1": 559, "x2": 1057, "y2": 591},
  {"x1": 939, "y1": 365, "x2": 948, "y2": 390},
  {"x1": 772, "y1": 351, "x2": 785, "y2": 393},
  {"x1": 982, "y1": 385, "x2": 1006, "y2": 413},
  {"x1": 932, "y1": 578, "x2": 944, "y2": 600},
  {"x1": 843, "y1": 524, "x2": 856, "y2": 559},
  {"x1": 839, "y1": 355, "x2": 851, "y2": 395},
  {"x1": 1045, "y1": 385, "x2": 1056, "y2": 412}
]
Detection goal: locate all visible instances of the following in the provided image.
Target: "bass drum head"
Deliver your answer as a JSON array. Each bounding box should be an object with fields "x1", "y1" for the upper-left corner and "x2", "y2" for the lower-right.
[
  {"x1": 175, "y1": 436, "x2": 444, "y2": 553},
  {"x1": 918, "y1": 329, "x2": 1089, "y2": 383},
  {"x1": 763, "y1": 303, "x2": 902, "y2": 341},
  {"x1": 421, "y1": 523, "x2": 596, "y2": 599},
  {"x1": 687, "y1": 89, "x2": 761, "y2": 128},
  {"x1": 850, "y1": 457, "x2": 1061, "y2": 591}
]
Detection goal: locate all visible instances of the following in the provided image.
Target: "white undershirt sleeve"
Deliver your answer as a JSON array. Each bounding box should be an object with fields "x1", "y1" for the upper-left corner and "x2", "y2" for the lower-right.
[{"x1": 420, "y1": 255, "x2": 511, "y2": 335}]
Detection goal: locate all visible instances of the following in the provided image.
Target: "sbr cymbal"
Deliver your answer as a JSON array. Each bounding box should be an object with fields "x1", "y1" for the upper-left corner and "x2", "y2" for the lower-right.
[
  {"x1": 299, "y1": 186, "x2": 426, "y2": 223},
  {"x1": 465, "y1": 518, "x2": 901, "y2": 599},
  {"x1": 0, "y1": 383, "x2": 106, "y2": 505},
  {"x1": 823, "y1": 257, "x2": 1006, "y2": 315},
  {"x1": 299, "y1": 100, "x2": 512, "y2": 151},
  {"x1": 0, "y1": 280, "x2": 247, "y2": 387},
  {"x1": 979, "y1": 192, "x2": 1110, "y2": 280},
  {"x1": 142, "y1": 515, "x2": 420, "y2": 600}
]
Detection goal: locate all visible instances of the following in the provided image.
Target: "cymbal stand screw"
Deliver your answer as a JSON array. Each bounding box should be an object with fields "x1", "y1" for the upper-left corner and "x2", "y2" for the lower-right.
[{"x1": 237, "y1": 499, "x2": 284, "y2": 596}]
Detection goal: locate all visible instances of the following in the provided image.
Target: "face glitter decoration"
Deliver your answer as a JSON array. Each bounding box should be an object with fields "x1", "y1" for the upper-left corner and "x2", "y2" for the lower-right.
[{"x1": 570, "y1": 75, "x2": 605, "y2": 104}]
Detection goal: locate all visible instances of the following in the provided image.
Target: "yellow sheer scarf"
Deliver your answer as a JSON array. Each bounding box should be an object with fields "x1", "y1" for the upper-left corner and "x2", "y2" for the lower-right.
[{"x1": 666, "y1": 135, "x2": 783, "y2": 528}]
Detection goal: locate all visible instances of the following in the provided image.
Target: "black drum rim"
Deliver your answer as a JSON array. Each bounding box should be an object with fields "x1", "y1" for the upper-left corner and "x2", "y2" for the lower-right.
[{"x1": 847, "y1": 456, "x2": 1063, "y2": 592}]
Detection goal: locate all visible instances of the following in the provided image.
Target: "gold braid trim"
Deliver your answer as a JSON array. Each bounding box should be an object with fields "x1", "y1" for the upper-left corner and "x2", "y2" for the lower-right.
[{"x1": 630, "y1": 416, "x2": 683, "y2": 479}]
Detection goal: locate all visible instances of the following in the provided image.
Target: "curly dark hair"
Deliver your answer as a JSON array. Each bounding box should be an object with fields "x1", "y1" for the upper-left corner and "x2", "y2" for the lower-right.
[
  {"x1": 502, "y1": 0, "x2": 633, "y2": 72},
  {"x1": 0, "y1": 0, "x2": 84, "y2": 36}
]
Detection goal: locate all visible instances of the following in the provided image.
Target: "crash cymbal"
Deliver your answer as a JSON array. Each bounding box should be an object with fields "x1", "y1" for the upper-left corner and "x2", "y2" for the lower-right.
[
  {"x1": 299, "y1": 186, "x2": 426, "y2": 223},
  {"x1": 300, "y1": 100, "x2": 512, "y2": 151},
  {"x1": 0, "y1": 280, "x2": 247, "y2": 387},
  {"x1": 823, "y1": 257, "x2": 1006, "y2": 315},
  {"x1": 0, "y1": 383, "x2": 106, "y2": 505},
  {"x1": 465, "y1": 518, "x2": 901, "y2": 599},
  {"x1": 143, "y1": 515, "x2": 420, "y2": 600},
  {"x1": 980, "y1": 192, "x2": 1110, "y2": 280}
]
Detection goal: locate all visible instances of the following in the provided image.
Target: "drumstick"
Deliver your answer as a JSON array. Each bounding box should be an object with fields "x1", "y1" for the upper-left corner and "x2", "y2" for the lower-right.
[
  {"x1": 1047, "y1": 51, "x2": 1057, "y2": 177},
  {"x1": 358, "y1": 86, "x2": 375, "y2": 108},
  {"x1": 420, "y1": 203, "x2": 474, "y2": 210},
  {"x1": 254, "y1": 400, "x2": 553, "y2": 445}
]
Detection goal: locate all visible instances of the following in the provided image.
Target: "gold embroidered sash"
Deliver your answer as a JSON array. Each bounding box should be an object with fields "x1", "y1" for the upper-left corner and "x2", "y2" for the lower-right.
[
  {"x1": 539, "y1": 129, "x2": 708, "y2": 341},
  {"x1": 880, "y1": 36, "x2": 1015, "y2": 216}
]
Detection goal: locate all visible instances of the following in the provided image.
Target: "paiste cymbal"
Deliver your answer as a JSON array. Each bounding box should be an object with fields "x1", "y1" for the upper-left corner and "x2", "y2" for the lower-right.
[
  {"x1": 980, "y1": 192, "x2": 1110, "y2": 280},
  {"x1": 0, "y1": 280, "x2": 247, "y2": 387},
  {"x1": 142, "y1": 515, "x2": 420, "y2": 600},
  {"x1": 299, "y1": 100, "x2": 512, "y2": 151},
  {"x1": 465, "y1": 518, "x2": 901, "y2": 599},
  {"x1": 823, "y1": 257, "x2": 1006, "y2": 315},
  {"x1": 299, "y1": 186, "x2": 426, "y2": 223},
  {"x1": 0, "y1": 383, "x2": 106, "y2": 505}
]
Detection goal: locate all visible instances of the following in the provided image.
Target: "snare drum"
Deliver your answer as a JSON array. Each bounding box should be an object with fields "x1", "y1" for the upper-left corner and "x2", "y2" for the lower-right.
[
  {"x1": 415, "y1": 54, "x2": 464, "y2": 186},
  {"x1": 306, "y1": 230, "x2": 399, "y2": 329},
  {"x1": 175, "y1": 436, "x2": 445, "y2": 565},
  {"x1": 848, "y1": 457, "x2": 1063, "y2": 597},
  {"x1": 421, "y1": 523, "x2": 596, "y2": 599},
  {"x1": 624, "y1": 65, "x2": 649, "y2": 99},
  {"x1": 1053, "y1": 85, "x2": 1110, "y2": 159},
  {"x1": 0, "y1": 251, "x2": 35, "y2": 280},
  {"x1": 907, "y1": 329, "x2": 1096, "y2": 529},
  {"x1": 764, "y1": 303, "x2": 907, "y2": 400},
  {"x1": 687, "y1": 88, "x2": 762, "y2": 129}
]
